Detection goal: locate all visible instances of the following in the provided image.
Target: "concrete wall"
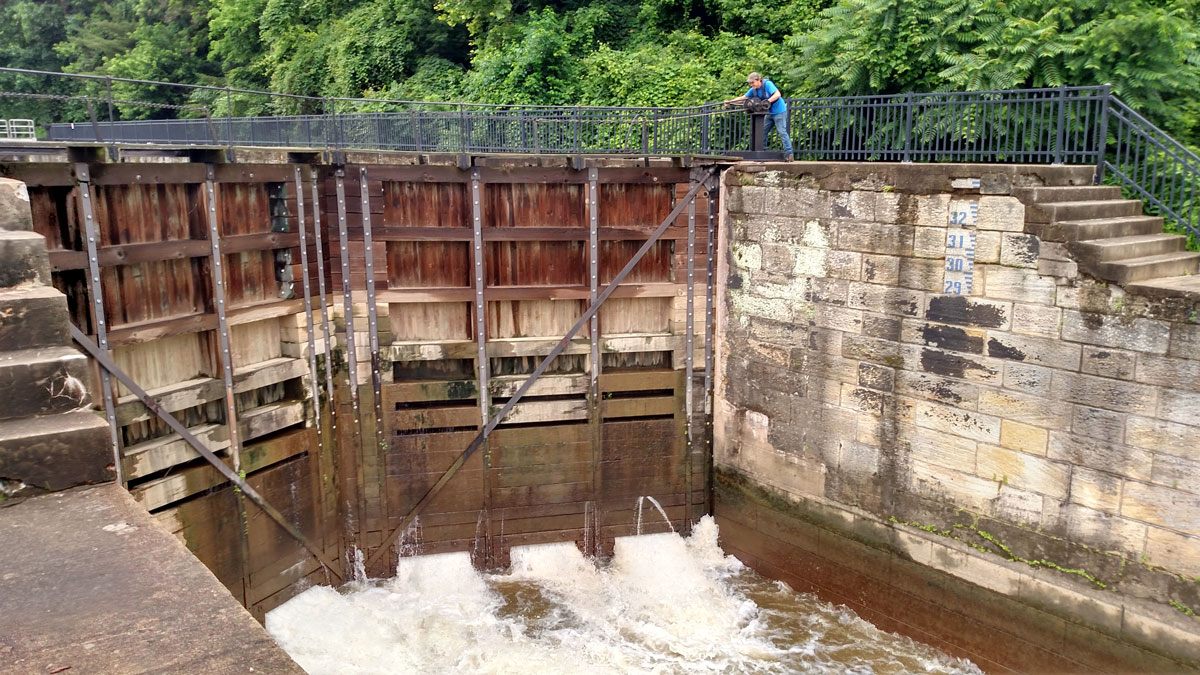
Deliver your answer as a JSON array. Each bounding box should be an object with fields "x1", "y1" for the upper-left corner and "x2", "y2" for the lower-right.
[{"x1": 714, "y1": 162, "x2": 1200, "y2": 669}]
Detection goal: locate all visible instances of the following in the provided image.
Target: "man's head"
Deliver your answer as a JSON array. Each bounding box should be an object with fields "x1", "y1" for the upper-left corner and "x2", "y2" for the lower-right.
[{"x1": 747, "y1": 72, "x2": 763, "y2": 88}]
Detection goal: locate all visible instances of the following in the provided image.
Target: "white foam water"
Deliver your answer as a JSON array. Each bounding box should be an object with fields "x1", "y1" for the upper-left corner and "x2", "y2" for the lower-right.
[{"x1": 266, "y1": 516, "x2": 981, "y2": 674}]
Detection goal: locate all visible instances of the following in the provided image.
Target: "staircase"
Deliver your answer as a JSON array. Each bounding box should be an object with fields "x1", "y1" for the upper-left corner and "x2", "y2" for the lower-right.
[
  {"x1": 0, "y1": 178, "x2": 112, "y2": 500},
  {"x1": 1018, "y1": 185, "x2": 1200, "y2": 297}
]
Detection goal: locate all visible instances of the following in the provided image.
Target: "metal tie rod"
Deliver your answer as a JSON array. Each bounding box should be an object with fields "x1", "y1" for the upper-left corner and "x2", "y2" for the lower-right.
[
  {"x1": 69, "y1": 323, "x2": 344, "y2": 583},
  {"x1": 365, "y1": 167, "x2": 718, "y2": 570}
]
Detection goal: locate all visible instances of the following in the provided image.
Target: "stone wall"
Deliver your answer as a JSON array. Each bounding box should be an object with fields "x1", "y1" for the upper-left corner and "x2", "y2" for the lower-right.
[{"x1": 714, "y1": 162, "x2": 1200, "y2": 667}]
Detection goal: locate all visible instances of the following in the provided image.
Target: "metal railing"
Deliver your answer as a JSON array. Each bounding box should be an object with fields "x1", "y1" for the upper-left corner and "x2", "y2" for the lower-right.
[{"x1": 1, "y1": 67, "x2": 1198, "y2": 239}]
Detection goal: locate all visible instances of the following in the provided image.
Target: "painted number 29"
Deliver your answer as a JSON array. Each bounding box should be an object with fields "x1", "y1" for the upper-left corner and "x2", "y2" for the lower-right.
[{"x1": 944, "y1": 281, "x2": 963, "y2": 294}]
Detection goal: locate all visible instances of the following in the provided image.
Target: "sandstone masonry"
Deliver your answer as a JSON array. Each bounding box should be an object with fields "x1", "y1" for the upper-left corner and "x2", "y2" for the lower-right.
[{"x1": 714, "y1": 163, "x2": 1200, "y2": 667}]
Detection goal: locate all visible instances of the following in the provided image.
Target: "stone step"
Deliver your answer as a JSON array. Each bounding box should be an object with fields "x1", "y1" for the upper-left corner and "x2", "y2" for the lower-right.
[
  {"x1": 0, "y1": 410, "x2": 113, "y2": 491},
  {"x1": 0, "y1": 285, "x2": 70, "y2": 351},
  {"x1": 1035, "y1": 216, "x2": 1165, "y2": 242},
  {"x1": 1026, "y1": 199, "x2": 1144, "y2": 224},
  {"x1": 0, "y1": 229, "x2": 51, "y2": 289},
  {"x1": 1014, "y1": 185, "x2": 1123, "y2": 204},
  {"x1": 1069, "y1": 234, "x2": 1188, "y2": 265},
  {"x1": 1094, "y1": 251, "x2": 1200, "y2": 284},
  {"x1": 0, "y1": 346, "x2": 93, "y2": 421},
  {"x1": 1127, "y1": 274, "x2": 1200, "y2": 300}
]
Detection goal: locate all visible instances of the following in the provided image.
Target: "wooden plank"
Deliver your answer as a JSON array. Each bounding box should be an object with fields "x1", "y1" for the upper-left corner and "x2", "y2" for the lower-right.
[
  {"x1": 357, "y1": 226, "x2": 696, "y2": 242},
  {"x1": 601, "y1": 396, "x2": 677, "y2": 419},
  {"x1": 48, "y1": 239, "x2": 211, "y2": 271},
  {"x1": 599, "y1": 370, "x2": 678, "y2": 392},
  {"x1": 391, "y1": 405, "x2": 479, "y2": 431},
  {"x1": 372, "y1": 283, "x2": 680, "y2": 304},
  {"x1": 105, "y1": 313, "x2": 216, "y2": 346},
  {"x1": 122, "y1": 423, "x2": 228, "y2": 480},
  {"x1": 131, "y1": 424, "x2": 310, "y2": 511},
  {"x1": 221, "y1": 231, "x2": 301, "y2": 255},
  {"x1": 91, "y1": 163, "x2": 207, "y2": 186},
  {"x1": 115, "y1": 357, "x2": 308, "y2": 426},
  {"x1": 382, "y1": 333, "x2": 680, "y2": 361}
]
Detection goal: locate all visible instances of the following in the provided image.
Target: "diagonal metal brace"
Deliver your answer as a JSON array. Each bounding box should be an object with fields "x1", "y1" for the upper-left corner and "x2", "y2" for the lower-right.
[
  {"x1": 365, "y1": 167, "x2": 719, "y2": 570},
  {"x1": 69, "y1": 324, "x2": 344, "y2": 583}
]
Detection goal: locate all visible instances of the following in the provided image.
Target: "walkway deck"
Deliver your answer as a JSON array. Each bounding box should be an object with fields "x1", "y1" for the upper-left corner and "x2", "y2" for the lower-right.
[{"x1": 0, "y1": 485, "x2": 302, "y2": 674}]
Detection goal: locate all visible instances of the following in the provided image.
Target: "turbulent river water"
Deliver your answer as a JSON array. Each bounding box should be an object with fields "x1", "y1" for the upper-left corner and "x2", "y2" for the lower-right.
[{"x1": 266, "y1": 516, "x2": 980, "y2": 674}]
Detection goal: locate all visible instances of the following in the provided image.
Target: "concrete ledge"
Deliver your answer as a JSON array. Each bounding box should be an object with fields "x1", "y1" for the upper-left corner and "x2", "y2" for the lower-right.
[
  {"x1": 0, "y1": 484, "x2": 303, "y2": 673},
  {"x1": 715, "y1": 467, "x2": 1200, "y2": 671}
]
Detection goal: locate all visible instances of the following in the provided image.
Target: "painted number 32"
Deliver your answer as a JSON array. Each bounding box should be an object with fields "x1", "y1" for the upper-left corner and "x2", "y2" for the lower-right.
[{"x1": 950, "y1": 211, "x2": 971, "y2": 225}]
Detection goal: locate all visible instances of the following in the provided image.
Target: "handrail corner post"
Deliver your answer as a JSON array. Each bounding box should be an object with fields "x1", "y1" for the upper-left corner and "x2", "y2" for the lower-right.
[
  {"x1": 1094, "y1": 84, "x2": 1113, "y2": 184},
  {"x1": 1053, "y1": 84, "x2": 1068, "y2": 165},
  {"x1": 903, "y1": 91, "x2": 915, "y2": 163}
]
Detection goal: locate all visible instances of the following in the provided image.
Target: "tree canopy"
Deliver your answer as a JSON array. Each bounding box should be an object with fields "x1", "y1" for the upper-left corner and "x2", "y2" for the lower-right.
[{"x1": 0, "y1": 0, "x2": 1196, "y2": 143}]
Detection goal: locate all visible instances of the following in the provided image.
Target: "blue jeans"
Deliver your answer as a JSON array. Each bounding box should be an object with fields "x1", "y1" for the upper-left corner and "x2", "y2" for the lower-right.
[{"x1": 764, "y1": 112, "x2": 793, "y2": 155}]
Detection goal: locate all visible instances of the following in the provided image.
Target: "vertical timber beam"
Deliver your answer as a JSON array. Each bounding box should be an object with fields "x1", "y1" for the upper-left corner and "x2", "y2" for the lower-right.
[
  {"x1": 470, "y1": 167, "x2": 493, "y2": 565},
  {"x1": 586, "y1": 166, "x2": 602, "y2": 556},
  {"x1": 311, "y1": 168, "x2": 343, "y2": 564},
  {"x1": 683, "y1": 175, "x2": 697, "y2": 533},
  {"x1": 204, "y1": 165, "x2": 250, "y2": 605},
  {"x1": 359, "y1": 167, "x2": 387, "y2": 533},
  {"x1": 294, "y1": 167, "x2": 322, "y2": 454},
  {"x1": 334, "y1": 168, "x2": 366, "y2": 548},
  {"x1": 703, "y1": 181, "x2": 718, "y2": 515},
  {"x1": 74, "y1": 163, "x2": 122, "y2": 485}
]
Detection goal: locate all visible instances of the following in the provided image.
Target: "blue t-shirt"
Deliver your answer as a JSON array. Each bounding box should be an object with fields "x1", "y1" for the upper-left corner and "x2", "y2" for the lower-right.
[{"x1": 746, "y1": 79, "x2": 787, "y2": 115}]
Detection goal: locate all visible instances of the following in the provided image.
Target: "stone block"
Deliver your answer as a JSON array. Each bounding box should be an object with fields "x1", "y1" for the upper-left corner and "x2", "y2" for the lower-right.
[
  {"x1": 860, "y1": 254, "x2": 900, "y2": 285},
  {"x1": 739, "y1": 186, "x2": 768, "y2": 214},
  {"x1": 1121, "y1": 481, "x2": 1200, "y2": 535},
  {"x1": 982, "y1": 266, "x2": 1057, "y2": 305},
  {"x1": 857, "y1": 362, "x2": 895, "y2": 392},
  {"x1": 894, "y1": 370, "x2": 981, "y2": 409},
  {"x1": 0, "y1": 410, "x2": 114, "y2": 491},
  {"x1": 1125, "y1": 416, "x2": 1200, "y2": 457},
  {"x1": 973, "y1": 230, "x2": 1002, "y2": 264},
  {"x1": 847, "y1": 282, "x2": 924, "y2": 317},
  {"x1": 906, "y1": 344, "x2": 1002, "y2": 384},
  {"x1": 811, "y1": 305, "x2": 863, "y2": 333},
  {"x1": 839, "y1": 333, "x2": 899, "y2": 364},
  {"x1": 1011, "y1": 302, "x2": 1062, "y2": 338},
  {"x1": 999, "y1": 233, "x2": 1040, "y2": 268},
  {"x1": 1080, "y1": 347, "x2": 1137, "y2": 380},
  {"x1": 1037, "y1": 257, "x2": 1078, "y2": 280},
  {"x1": 837, "y1": 222, "x2": 915, "y2": 255},
  {"x1": 1136, "y1": 354, "x2": 1200, "y2": 391},
  {"x1": 903, "y1": 319, "x2": 985, "y2": 353},
  {"x1": 0, "y1": 230, "x2": 51, "y2": 289},
  {"x1": 984, "y1": 332, "x2": 1081, "y2": 369},
  {"x1": 1071, "y1": 405, "x2": 1126, "y2": 444},
  {"x1": 1168, "y1": 323, "x2": 1200, "y2": 360},
  {"x1": 730, "y1": 241, "x2": 763, "y2": 271},
  {"x1": 979, "y1": 388, "x2": 1073, "y2": 430},
  {"x1": 925, "y1": 295, "x2": 1012, "y2": 330},
  {"x1": 976, "y1": 195, "x2": 1026, "y2": 232},
  {"x1": 766, "y1": 186, "x2": 829, "y2": 219},
  {"x1": 1015, "y1": 573, "x2": 1125, "y2": 634},
  {"x1": 1002, "y1": 362, "x2": 1054, "y2": 397},
  {"x1": 0, "y1": 178, "x2": 32, "y2": 231},
  {"x1": 976, "y1": 444, "x2": 1068, "y2": 498},
  {"x1": 862, "y1": 313, "x2": 902, "y2": 341},
  {"x1": 898, "y1": 257, "x2": 948, "y2": 292},
  {"x1": 913, "y1": 227, "x2": 947, "y2": 258},
  {"x1": 901, "y1": 423, "x2": 979, "y2": 473},
  {"x1": 1069, "y1": 466, "x2": 1124, "y2": 512},
  {"x1": 1060, "y1": 310, "x2": 1171, "y2": 356},
  {"x1": 825, "y1": 249, "x2": 862, "y2": 280},
  {"x1": 1145, "y1": 526, "x2": 1200, "y2": 576},
  {"x1": 761, "y1": 243, "x2": 796, "y2": 272},
  {"x1": 839, "y1": 440, "x2": 880, "y2": 476},
  {"x1": 0, "y1": 347, "x2": 95, "y2": 421},
  {"x1": 1049, "y1": 371, "x2": 1158, "y2": 415},
  {"x1": 1156, "y1": 389, "x2": 1200, "y2": 427},
  {"x1": 1050, "y1": 432, "x2": 1152, "y2": 482},
  {"x1": 1061, "y1": 504, "x2": 1147, "y2": 556},
  {"x1": 804, "y1": 277, "x2": 849, "y2": 306},
  {"x1": 840, "y1": 383, "x2": 890, "y2": 415},
  {"x1": 908, "y1": 193, "x2": 951, "y2": 227},
  {"x1": 1151, "y1": 453, "x2": 1200, "y2": 494},
  {"x1": 874, "y1": 191, "x2": 901, "y2": 223},
  {"x1": 1000, "y1": 419, "x2": 1049, "y2": 455},
  {"x1": 793, "y1": 245, "x2": 831, "y2": 277},
  {"x1": 901, "y1": 397, "x2": 1001, "y2": 443},
  {"x1": 0, "y1": 286, "x2": 69, "y2": 351},
  {"x1": 909, "y1": 460, "x2": 1002, "y2": 510},
  {"x1": 829, "y1": 191, "x2": 876, "y2": 220}
]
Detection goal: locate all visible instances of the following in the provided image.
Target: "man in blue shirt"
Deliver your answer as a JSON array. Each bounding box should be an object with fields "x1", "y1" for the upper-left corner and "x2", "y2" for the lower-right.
[{"x1": 725, "y1": 72, "x2": 793, "y2": 161}]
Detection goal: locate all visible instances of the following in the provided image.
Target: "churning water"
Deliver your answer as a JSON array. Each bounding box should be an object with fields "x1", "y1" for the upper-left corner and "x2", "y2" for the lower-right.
[{"x1": 266, "y1": 516, "x2": 980, "y2": 674}]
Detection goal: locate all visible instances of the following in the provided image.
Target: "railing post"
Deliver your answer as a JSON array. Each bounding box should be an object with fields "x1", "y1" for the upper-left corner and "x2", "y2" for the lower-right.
[
  {"x1": 224, "y1": 87, "x2": 234, "y2": 156},
  {"x1": 459, "y1": 102, "x2": 468, "y2": 153},
  {"x1": 640, "y1": 117, "x2": 649, "y2": 155},
  {"x1": 1054, "y1": 84, "x2": 1067, "y2": 165},
  {"x1": 104, "y1": 77, "x2": 117, "y2": 159},
  {"x1": 903, "y1": 92, "x2": 914, "y2": 162},
  {"x1": 1094, "y1": 84, "x2": 1112, "y2": 184}
]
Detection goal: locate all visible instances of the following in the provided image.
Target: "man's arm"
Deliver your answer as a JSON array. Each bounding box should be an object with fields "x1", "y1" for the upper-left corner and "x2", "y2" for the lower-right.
[
  {"x1": 765, "y1": 81, "x2": 781, "y2": 103},
  {"x1": 723, "y1": 93, "x2": 750, "y2": 105}
]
